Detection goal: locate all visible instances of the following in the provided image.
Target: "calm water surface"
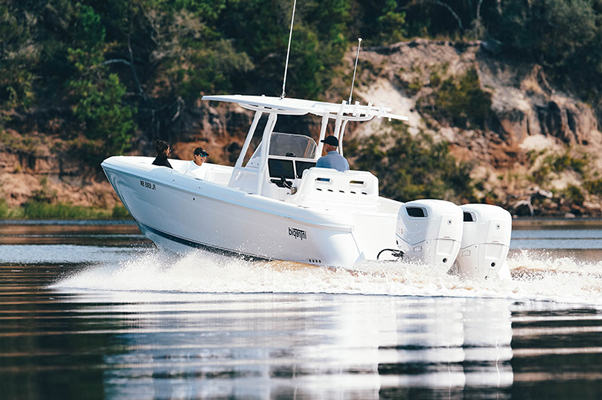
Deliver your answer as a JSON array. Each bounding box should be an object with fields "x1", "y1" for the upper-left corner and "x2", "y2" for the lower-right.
[{"x1": 1, "y1": 219, "x2": 602, "y2": 399}]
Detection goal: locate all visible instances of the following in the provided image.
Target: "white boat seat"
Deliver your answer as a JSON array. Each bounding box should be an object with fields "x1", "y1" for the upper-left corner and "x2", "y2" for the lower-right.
[{"x1": 288, "y1": 167, "x2": 379, "y2": 207}]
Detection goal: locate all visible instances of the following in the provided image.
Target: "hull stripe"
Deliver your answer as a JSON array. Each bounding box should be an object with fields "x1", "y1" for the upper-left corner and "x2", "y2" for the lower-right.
[{"x1": 139, "y1": 223, "x2": 271, "y2": 262}]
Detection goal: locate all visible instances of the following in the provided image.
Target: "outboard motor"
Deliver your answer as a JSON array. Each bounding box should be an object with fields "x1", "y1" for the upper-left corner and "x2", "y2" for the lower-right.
[
  {"x1": 396, "y1": 200, "x2": 464, "y2": 271},
  {"x1": 455, "y1": 204, "x2": 512, "y2": 280}
]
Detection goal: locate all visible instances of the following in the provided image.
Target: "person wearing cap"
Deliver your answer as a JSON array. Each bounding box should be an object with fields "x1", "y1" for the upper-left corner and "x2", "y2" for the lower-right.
[
  {"x1": 180, "y1": 147, "x2": 209, "y2": 179},
  {"x1": 152, "y1": 140, "x2": 173, "y2": 168},
  {"x1": 316, "y1": 135, "x2": 349, "y2": 172}
]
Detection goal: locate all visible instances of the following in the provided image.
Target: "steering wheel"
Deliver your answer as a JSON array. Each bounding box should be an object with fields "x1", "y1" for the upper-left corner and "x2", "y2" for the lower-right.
[{"x1": 279, "y1": 176, "x2": 292, "y2": 189}]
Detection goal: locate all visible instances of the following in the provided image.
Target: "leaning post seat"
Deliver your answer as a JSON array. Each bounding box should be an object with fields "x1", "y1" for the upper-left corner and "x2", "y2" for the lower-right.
[{"x1": 288, "y1": 167, "x2": 379, "y2": 208}]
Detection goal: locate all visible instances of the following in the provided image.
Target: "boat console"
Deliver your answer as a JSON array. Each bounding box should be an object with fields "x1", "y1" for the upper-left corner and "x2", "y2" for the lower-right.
[{"x1": 267, "y1": 156, "x2": 316, "y2": 187}]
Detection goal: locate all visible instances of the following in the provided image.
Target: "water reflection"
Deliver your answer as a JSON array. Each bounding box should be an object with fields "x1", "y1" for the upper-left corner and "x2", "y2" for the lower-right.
[
  {"x1": 83, "y1": 293, "x2": 514, "y2": 399},
  {"x1": 0, "y1": 220, "x2": 148, "y2": 246},
  {"x1": 6, "y1": 221, "x2": 602, "y2": 399}
]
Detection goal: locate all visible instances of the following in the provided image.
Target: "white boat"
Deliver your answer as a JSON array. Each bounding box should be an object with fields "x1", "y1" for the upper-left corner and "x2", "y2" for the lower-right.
[{"x1": 102, "y1": 94, "x2": 512, "y2": 280}]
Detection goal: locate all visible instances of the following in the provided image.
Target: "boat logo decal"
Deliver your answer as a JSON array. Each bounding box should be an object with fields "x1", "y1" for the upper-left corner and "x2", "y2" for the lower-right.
[
  {"x1": 288, "y1": 227, "x2": 307, "y2": 241},
  {"x1": 140, "y1": 180, "x2": 156, "y2": 190}
]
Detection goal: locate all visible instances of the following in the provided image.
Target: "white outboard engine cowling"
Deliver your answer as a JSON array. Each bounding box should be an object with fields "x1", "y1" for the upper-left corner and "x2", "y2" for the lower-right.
[
  {"x1": 396, "y1": 200, "x2": 464, "y2": 271},
  {"x1": 455, "y1": 204, "x2": 512, "y2": 280}
]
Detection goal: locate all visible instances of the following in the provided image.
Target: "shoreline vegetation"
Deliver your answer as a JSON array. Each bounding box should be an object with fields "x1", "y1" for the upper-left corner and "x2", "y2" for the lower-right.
[
  {"x1": 4, "y1": 0, "x2": 601, "y2": 146},
  {"x1": 3, "y1": 1, "x2": 602, "y2": 215},
  {"x1": 0, "y1": 199, "x2": 130, "y2": 220}
]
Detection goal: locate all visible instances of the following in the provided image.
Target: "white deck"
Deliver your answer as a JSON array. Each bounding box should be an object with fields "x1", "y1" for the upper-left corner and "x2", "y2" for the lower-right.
[{"x1": 125, "y1": 156, "x2": 398, "y2": 214}]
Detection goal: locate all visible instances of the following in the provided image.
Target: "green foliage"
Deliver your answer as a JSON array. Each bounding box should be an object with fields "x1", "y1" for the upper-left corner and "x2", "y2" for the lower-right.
[
  {"x1": 350, "y1": 0, "x2": 406, "y2": 45},
  {"x1": 420, "y1": 68, "x2": 492, "y2": 129},
  {"x1": 491, "y1": 0, "x2": 596, "y2": 66},
  {"x1": 73, "y1": 4, "x2": 106, "y2": 48},
  {"x1": 111, "y1": 205, "x2": 130, "y2": 219},
  {"x1": 584, "y1": 179, "x2": 602, "y2": 196},
  {"x1": 0, "y1": 198, "x2": 131, "y2": 220},
  {"x1": 0, "y1": 131, "x2": 46, "y2": 156},
  {"x1": 142, "y1": 5, "x2": 253, "y2": 99},
  {"x1": 376, "y1": 0, "x2": 406, "y2": 44},
  {"x1": 66, "y1": 4, "x2": 136, "y2": 161},
  {"x1": 4, "y1": 0, "x2": 602, "y2": 179},
  {"x1": 483, "y1": 0, "x2": 602, "y2": 91},
  {"x1": 0, "y1": 199, "x2": 10, "y2": 219},
  {"x1": 20, "y1": 201, "x2": 128, "y2": 219},
  {"x1": 530, "y1": 150, "x2": 588, "y2": 186},
  {"x1": 405, "y1": 76, "x2": 424, "y2": 96},
  {"x1": 68, "y1": 68, "x2": 136, "y2": 156},
  {"x1": 530, "y1": 163, "x2": 551, "y2": 186},
  {"x1": 551, "y1": 152, "x2": 587, "y2": 175},
  {"x1": 0, "y1": 3, "x2": 37, "y2": 109},
  {"x1": 172, "y1": 0, "x2": 227, "y2": 20},
  {"x1": 219, "y1": 0, "x2": 349, "y2": 98},
  {"x1": 348, "y1": 121, "x2": 475, "y2": 202},
  {"x1": 286, "y1": 26, "x2": 323, "y2": 98},
  {"x1": 169, "y1": 38, "x2": 253, "y2": 98},
  {"x1": 563, "y1": 184, "x2": 584, "y2": 206},
  {"x1": 429, "y1": 71, "x2": 441, "y2": 87}
]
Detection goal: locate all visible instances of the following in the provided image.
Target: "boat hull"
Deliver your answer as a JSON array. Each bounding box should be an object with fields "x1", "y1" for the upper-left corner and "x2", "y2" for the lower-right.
[{"x1": 102, "y1": 157, "x2": 399, "y2": 268}]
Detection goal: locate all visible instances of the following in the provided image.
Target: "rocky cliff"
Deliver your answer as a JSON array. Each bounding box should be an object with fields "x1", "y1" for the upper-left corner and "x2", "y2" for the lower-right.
[
  {"x1": 351, "y1": 40, "x2": 602, "y2": 217},
  {"x1": 2, "y1": 39, "x2": 601, "y2": 217}
]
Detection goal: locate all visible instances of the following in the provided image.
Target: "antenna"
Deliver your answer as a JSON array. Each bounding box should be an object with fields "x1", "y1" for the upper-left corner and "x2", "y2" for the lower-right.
[
  {"x1": 281, "y1": 0, "x2": 297, "y2": 99},
  {"x1": 348, "y1": 38, "x2": 362, "y2": 105}
]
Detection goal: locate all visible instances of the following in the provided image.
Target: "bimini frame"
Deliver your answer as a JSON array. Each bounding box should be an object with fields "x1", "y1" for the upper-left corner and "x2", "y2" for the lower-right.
[{"x1": 202, "y1": 94, "x2": 408, "y2": 194}]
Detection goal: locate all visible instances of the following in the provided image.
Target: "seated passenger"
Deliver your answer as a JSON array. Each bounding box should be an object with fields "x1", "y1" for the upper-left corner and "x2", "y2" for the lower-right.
[
  {"x1": 180, "y1": 147, "x2": 209, "y2": 179},
  {"x1": 316, "y1": 135, "x2": 349, "y2": 172},
  {"x1": 152, "y1": 140, "x2": 173, "y2": 168}
]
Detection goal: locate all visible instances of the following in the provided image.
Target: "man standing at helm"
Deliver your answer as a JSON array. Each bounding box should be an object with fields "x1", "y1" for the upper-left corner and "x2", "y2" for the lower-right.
[{"x1": 316, "y1": 135, "x2": 349, "y2": 172}]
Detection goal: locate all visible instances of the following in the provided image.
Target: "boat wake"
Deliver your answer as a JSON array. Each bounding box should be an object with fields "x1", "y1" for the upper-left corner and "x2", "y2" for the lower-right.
[{"x1": 49, "y1": 249, "x2": 602, "y2": 305}]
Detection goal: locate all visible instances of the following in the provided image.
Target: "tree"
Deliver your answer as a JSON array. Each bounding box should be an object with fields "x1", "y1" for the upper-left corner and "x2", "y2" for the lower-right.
[
  {"x1": 67, "y1": 4, "x2": 136, "y2": 161},
  {"x1": 0, "y1": 3, "x2": 37, "y2": 109},
  {"x1": 377, "y1": 0, "x2": 407, "y2": 44},
  {"x1": 217, "y1": 0, "x2": 350, "y2": 98}
]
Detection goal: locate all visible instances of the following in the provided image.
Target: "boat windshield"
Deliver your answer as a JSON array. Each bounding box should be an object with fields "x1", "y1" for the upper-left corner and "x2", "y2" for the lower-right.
[
  {"x1": 248, "y1": 133, "x2": 317, "y2": 167},
  {"x1": 269, "y1": 133, "x2": 317, "y2": 158}
]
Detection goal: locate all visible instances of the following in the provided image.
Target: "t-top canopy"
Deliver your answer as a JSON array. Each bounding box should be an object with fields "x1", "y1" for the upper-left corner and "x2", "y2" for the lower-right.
[{"x1": 202, "y1": 94, "x2": 408, "y2": 122}]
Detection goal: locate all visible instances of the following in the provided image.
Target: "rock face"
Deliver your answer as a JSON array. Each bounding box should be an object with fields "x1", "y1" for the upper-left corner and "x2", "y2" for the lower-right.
[
  {"x1": 351, "y1": 40, "x2": 602, "y2": 216},
  {"x1": 1, "y1": 39, "x2": 601, "y2": 216}
]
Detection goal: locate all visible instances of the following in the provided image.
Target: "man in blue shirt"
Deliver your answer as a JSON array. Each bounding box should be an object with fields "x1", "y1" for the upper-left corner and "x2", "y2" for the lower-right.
[{"x1": 316, "y1": 135, "x2": 349, "y2": 172}]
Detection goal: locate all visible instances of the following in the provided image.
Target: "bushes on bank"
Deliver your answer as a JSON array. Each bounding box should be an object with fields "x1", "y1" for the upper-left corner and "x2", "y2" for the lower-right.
[
  {"x1": 418, "y1": 68, "x2": 492, "y2": 130},
  {"x1": 0, "y1": 198, "x2": 130, "y2": 220},
  {"x1": 348, "y1": 121, "x2": 476, "y2": 203}
]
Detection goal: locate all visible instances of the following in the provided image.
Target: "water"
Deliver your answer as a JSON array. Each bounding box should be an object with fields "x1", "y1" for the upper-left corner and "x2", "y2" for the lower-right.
[{"x1": 1, "y1": 220, "x2": 602, "y2": 399}]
